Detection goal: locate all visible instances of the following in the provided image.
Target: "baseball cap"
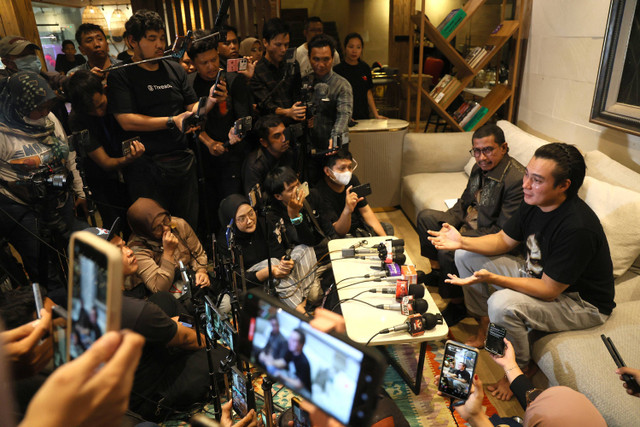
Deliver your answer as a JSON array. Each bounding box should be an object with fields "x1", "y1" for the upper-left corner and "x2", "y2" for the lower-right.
[{"x1": 0, "y1": 36, "x2": 40, "y2": 57}]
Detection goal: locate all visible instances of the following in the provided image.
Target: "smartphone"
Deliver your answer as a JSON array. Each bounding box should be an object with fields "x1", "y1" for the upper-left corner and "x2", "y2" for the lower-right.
[
  {"x1": 178, "y1": 313, "x2": 194, "y2": 328},
  {"x1": 121, "y1": 136, "x2": 139, "y2": 156},
  {"x1": 171, "y1": 34, "x2": 192, "y2": 59},
  {"x1": 51, "y1": 305, "x2": 68, "y2": 368},
  {"x1": 484, "y1": 323, "x2": 507, "y2": 356},
  {"x1": 238, "y1": 289, "x2": 386, "y2": 426},
  {"x1": 230, "y1": 366, "x2": 256, "y2": 418},
  {"x1": 212, "y1": 69, "x2": 225, "y2": 94},
  {"x1": 181, "y1": 97, "x2": 208, "y2": 133},
  {"x1": 66, "y1": 231, "x2": 123, "y2": 361},
  {"x1": 292, "y1": 397, "x2": 311, "y2": 427},
  {"x1": 32, "y1": 282, "x2": 43, "y2": 318},
  {"x1": 438, "y1": 341, "x2": 479, "y2": 401},
  {"x1": 351, "y1": 183, "x2": 372, "y2": 198},
  {"x1": 297, "y1": 181, "x2": 310, "y2": 199},
  {"x1": 204, "y1": 295, "x2": 236, "y2": 351},
  {"x1": 227, "y1": 58, "x2": 240, "y2": 72}
]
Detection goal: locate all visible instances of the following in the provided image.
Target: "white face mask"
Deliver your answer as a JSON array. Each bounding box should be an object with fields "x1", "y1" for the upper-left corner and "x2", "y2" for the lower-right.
[
  {"x1": 331, "y1": 170, "x2": 352, "y2": 186},
  {"x1": 22, "y1": 115, "x2": 48, "y2": 127},
  {"x1": 15, "y1": 55, "x2": 42, "y2": 74}
]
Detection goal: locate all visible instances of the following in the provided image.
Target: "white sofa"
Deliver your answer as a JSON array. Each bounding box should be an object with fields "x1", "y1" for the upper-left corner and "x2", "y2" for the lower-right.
[{"x1": 400, "y1": 120, "x2": 640, "y2": 426}]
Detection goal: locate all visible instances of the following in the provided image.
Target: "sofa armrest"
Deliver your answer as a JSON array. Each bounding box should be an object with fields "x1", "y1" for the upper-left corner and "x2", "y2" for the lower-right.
[{"x1": 402, "y1": 132, "x2": 472, "y2": 177}]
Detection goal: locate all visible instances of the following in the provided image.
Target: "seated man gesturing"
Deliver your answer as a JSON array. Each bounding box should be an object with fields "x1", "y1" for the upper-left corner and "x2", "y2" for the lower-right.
[{"x1": 429, "y1": 143, "x2": 615, "y2": 401}]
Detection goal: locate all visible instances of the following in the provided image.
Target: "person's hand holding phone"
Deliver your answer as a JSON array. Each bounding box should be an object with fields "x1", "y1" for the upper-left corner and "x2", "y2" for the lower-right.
[
  {"x1": 272, "y1": 257, "x2": 294, "y2": 278},
  {"x1": 195, "y1": 269, "x2": 211, "y2": 287},
  {"x1": 174, "y1": 111, "x2": 196, "y2": 134},
  {"x1": 210, "y1": 78, "x2": 228, "y2": 101},
  {"x1": 287, "y1": 186, "x2": 305, "y2": 219},
  {"x1": 343, "y1": 186, "x2": 363, "y2": 215},
  {"x1": 124, "y1": 139, "x2": 145, "y2": 161},
  {"x1": 219, "y1": 400, "x2": 257, "y2": 427},
  {"x1": 20, "y1": 330, "x2": 144, "y2": 427},
  {"x1": 1, "y1": 309, "x2": 53, "y2": 379},
  {"x1": 435, "y1": 374, "x2": 487, "y2": 424},
  {"x1": 490, "y1": 338, "x2": 522, "y2": 381},
  {"x1": 228, "y1": 126, "x2": 242, "y2": 146}
]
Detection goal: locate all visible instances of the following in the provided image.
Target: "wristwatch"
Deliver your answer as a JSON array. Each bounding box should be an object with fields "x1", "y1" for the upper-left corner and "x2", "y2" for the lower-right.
[
  {"x1": 166, "y1": 115, "x2": 175, "y2": 129},
  {"x1": 290, "y1": 213, "x2": 303, "y2": 225}
]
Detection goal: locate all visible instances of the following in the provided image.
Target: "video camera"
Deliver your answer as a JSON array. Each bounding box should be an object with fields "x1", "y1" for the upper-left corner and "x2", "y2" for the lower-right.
[{"x1": 9, "y1": 164, "x2": 70, "y2": 204}]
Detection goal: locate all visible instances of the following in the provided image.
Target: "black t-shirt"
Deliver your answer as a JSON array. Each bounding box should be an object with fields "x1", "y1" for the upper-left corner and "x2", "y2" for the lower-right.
[
  {"x1": 314, "y1": 174, "x2": 368, "y2": 235},
  {"x1": 107, "y1": 60, "x2": 198, "y2": 155},
  {"x1": 502, "y1": 197, "x2": 615, "y2": 314},
  {"x1": 284, "y1": 350, "x2": 312, "y2": 392},
  {"x1": 333, "y1": 60, "x2": 373, "y2": 120},
  {"x1": 55, "y1": 54, "x2": 86, "y2": 74},
  {"x1": 453, "y1": 368, "x2": 471, "y2": 383}
]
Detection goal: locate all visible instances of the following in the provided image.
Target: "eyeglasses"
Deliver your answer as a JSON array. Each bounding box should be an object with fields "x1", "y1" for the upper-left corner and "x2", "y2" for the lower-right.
[
  {"x1": 152, "y1": 214, "x2": 172, "y2": 234},
  {"x1": 236, "y1": 209, "x2": 256, "y2": 225},
  {"x1": 333, "y1": 159, "x2": 358, "y2": 173},
  {"x1": 469, "y1": 147, "x2": 496, "y2": 157}
]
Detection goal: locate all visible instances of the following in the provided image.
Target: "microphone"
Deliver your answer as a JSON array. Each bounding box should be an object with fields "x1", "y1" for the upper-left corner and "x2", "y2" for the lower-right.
[
  {"x1": 380, "y1": 313, "x2": 444, "y2": 336},
  {"x1": 375, "y1": 239, "x2": 404, "y2": 249},
  {"x1": 376, "y1": 296, "x2": 428, "y2": 315},
  {"x1": 178, "y1": 260, "x2": 190, "y2": 296},
  {"x1": 368, "y1": 283, "x2": 425, "y2": 299},
  {"x1": 341, "y1": 247, "x2": 378, "y2": 258}
]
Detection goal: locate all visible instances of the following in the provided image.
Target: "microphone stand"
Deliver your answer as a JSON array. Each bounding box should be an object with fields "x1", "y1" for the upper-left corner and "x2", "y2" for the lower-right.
[{"x1": 180, "y1": 261, "x2": 222, "y2": 421}]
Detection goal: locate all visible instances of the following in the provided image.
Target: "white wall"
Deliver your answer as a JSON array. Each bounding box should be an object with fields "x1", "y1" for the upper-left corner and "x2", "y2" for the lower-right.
[{"x1": 518, "y1": 0, "x2": 640, "y2": 173}]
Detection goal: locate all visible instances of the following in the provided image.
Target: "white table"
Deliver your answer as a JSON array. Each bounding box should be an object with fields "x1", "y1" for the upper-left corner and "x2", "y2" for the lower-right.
[
  {"x1": 348, "y1": 119, "x2": 409, "y2": 208},
  {"x1": 329, "y1": 236, "x2": 449, "y2": 394}
]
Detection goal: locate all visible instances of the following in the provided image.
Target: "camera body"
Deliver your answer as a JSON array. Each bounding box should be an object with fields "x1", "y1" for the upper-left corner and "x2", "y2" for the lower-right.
[{"x1": 9, "y1": 165, "x2": 70, "y2": 204}]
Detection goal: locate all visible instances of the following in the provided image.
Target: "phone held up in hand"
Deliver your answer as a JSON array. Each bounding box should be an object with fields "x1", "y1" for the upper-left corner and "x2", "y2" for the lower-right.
[
  {"x1": 437, "y1": 340, "x2": 479, "y2": 402},
  {"x1": 484, "y1": 323, "x2": 507, "y2": 357}
]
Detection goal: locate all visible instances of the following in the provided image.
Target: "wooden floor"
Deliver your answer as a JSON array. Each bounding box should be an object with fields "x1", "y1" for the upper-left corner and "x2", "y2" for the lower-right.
[{"x1": 376, "y1": 208, "x2": 525, "y2": 420}]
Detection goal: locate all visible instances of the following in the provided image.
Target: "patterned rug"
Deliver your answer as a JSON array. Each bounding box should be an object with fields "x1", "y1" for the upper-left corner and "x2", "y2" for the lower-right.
[
  {"x1": 382, "y1": 338, "x2": 498, "y2": 426},
  {"x1": 161, "y1": 340, "x2": 498, "y2": 426}
]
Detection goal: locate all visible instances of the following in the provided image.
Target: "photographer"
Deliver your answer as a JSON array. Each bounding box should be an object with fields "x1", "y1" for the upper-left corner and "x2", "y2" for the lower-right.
[
  {"x1": 302, "y1": 34, "x2": 352, "y2": 183},
  {"x1": 250, "y1": 18, "x2": 304, "y2": 124},
  {"x1": 67, "y1": 70, "x2": 145, "y2": 230},
  {"x1": 107, "y1": 9, "x2": 223, "y2": 230},
  {"x1": 0, "y1": 71, "x2": 87, "y2": 304}
]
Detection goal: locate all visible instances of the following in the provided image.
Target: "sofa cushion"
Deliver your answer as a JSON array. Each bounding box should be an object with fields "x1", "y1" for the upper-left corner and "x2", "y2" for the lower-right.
[
  {"x1": 613, "y1": 269, "x2": 640, "y2": 303},
  {"x1": 401, "y1": 172, "x2": 468, "y2": 223},
  {"x1": 584, "y1": 150, "x2": 640, "y2": 192},
  {"x1": 497, "y1": 120, "x2": 548, "y2": 166},
  {"x1": 531, "y1": 301, "x2": 640, "y2": 427},
  {"x1": 578, "y1": 176, "x2": 640, "y2": 277}
]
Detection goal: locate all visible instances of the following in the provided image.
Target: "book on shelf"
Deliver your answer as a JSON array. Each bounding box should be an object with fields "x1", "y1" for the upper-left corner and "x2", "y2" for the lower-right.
[
  {"x1": 464, "y1": 46, "x2": 483, "y2": 63},
  {"x1": 439, "y1": 79, "x2": 461, "y2": 105},
  {"x1": 463, "y1": 106, "x2": 489, "y2": 131},
  {"x1": 467, "y1": 45, "x2": 496, "y2": 69},
  {"x1": 438, "y1": 8, "x2": 467, "y2": 38},
  {"x1": 459, "y1": 103, "x2": 483, "y2": 128},
  {"x1": 452, "y1": 100, "x2": 476, "y2": 122},
  {"x1": 429, "y1": 74, "x2": 453, "y2": 97}
]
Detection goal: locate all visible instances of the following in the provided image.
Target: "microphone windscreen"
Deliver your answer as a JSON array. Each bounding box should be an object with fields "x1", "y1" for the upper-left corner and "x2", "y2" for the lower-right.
[
  {"x1": 408, "y1": 284, "x2": 425, "y2": 298},
  {"x1": 315, "y1": 82, "x2": 329, "y2": 98},
  {"x1": 390, "y1": 239, "x2": 404, "y2": 247},
  {"x1": 414, "y1": 298, "x2": 428, "y2": 314}
]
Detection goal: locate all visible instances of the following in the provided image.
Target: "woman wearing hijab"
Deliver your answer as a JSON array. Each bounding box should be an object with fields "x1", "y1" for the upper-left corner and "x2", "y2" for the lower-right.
[
  {"x1": 239, "y1": 37, "x2": 263, "y2": 63},
  {"x1": 0, "y1": 71, "x2": 87, "y2": 303},
  {"x1": 218, "y1": 194, "x2": 319, "y2": 312},
  {"x1": 126, "y1": 197, "x2": 210, "y2": 297}
]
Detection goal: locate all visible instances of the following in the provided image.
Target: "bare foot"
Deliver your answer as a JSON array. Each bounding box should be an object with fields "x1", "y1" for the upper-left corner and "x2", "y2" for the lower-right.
[
  {"x1": 464, "y1": 334, "x2": 485, "y2": 349},
  {"x1": 486, "y1": 376, "x2": 513, "y2": 400}
]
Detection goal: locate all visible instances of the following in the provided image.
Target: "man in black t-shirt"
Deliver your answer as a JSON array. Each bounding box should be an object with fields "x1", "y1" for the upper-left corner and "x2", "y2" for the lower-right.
[
  {"x1": 242, "y1": 115, "x2": 295, "y2": 196},
  {"x1": 314, "y1": 149, "x2": 390, "y2": 237},
  {"x1": 269, "y1": 328, "x2": 312, "y2": 393},
  {"x1": 429, "y1": 143, "x2": 615, "y2": 401},
  {"x1": 108, "y1": 10, "x2": 223, "y2": 229}
]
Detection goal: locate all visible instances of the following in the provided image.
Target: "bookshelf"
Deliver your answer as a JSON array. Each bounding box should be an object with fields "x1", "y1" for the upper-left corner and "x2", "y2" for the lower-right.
[{"x1": 406, "y1": 0, "x2": 523, "y2": 132}]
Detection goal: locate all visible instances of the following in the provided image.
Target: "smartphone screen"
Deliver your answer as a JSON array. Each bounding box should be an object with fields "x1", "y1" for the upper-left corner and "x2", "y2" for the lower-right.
[
  {"x1": 438, "y1": 341, "x2": 479, "y2": 401},
  {"x1": 239, "y1": 290, "x2": 385, "y2": 426},
  {"x1": 67, "y1": 232, "x2": 121, "y2": 361},
  {"x1": 485, "y1": 323, "x2": 506, "y2": 356},
  {"x1": 292, "y1": 397, "x2": 311, "y2": 427},
  {"x1": 204, "y1": 296, "x2": 236, "y2": 351},
  {"x1": 231, "y1": 366, "x2": 255, "y2": 418},
  {"x1": 69, "y1": 240, "x2": 109, "y2": 359}
]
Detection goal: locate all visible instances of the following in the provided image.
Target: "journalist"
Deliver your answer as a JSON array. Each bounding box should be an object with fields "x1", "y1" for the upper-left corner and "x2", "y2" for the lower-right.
[{"x1": 0, "y1": 71, "x2": 87, "y2": 304}]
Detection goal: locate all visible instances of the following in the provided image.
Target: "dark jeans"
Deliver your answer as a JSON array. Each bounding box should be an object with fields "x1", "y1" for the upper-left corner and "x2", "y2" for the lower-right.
[
  {"x1": 0, "y1": 193, "x2": 87, "y2": 305},
  {"x1": 416, "y1": 208, "x2": 463, "y2": 299},
  {"x1": 124, "y1": 153, "x2": 199, "y2": 231}
]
